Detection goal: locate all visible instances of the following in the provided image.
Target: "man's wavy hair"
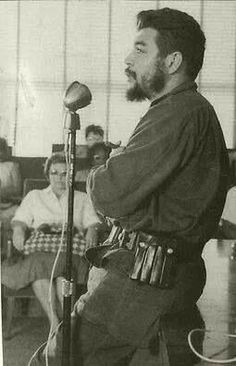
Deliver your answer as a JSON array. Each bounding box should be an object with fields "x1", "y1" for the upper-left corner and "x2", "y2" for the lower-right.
[
  {"x1": 44, "y1": 153, "x2": 66, "y2": 179},
  {"x1": 85, "y1": 124, "x2": 104, "y2": 139},
  {"x1": 137, "y1": 8, "x2": 206, "y2": 80}
]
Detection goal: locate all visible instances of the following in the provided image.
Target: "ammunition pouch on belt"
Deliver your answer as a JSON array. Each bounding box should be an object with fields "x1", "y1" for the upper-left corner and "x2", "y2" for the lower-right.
[
  {"x1": 86, "y1": 223, "x2": 179, "y2": 290},
  {"x1": 129, "y1": 234, "x2": 177, "y2": 289}
]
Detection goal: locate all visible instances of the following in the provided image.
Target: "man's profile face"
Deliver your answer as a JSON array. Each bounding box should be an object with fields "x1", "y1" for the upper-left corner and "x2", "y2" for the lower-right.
[
  {"x1": 125, "y1": 27, "x2": 167, "y2": 101},
  {"x1": 86, "y1": 132, "x2": 103, "y2": 147}
]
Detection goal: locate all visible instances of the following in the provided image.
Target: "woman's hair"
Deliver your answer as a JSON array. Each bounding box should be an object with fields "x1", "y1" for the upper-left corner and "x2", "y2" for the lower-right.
[
  {"x1": 137, "y1": 8, "x2": 206, "y2": 80},
  {"x1": 44, "y1": 153, "x2": 67, "y2": 179}
]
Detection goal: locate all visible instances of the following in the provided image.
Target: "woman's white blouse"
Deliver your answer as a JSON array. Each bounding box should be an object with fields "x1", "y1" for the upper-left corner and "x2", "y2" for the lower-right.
[{"x1": 12, "y1": 185, "x2": 100, "y2": 230}]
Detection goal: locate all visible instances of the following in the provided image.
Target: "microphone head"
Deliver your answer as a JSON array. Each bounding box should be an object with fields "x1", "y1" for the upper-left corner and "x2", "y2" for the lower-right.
[{"x1": 63, "y1": 81, "x2": 92, "y2": 111}]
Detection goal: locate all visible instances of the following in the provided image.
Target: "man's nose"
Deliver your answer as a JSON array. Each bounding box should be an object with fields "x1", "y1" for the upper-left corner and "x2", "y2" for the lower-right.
[{"x1": 125, "y1": 51, "x2": 134, "y2": 66}]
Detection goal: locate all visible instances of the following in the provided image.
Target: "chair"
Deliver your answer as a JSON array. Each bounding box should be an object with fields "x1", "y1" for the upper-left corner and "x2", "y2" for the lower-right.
[{"x1": 3, "y1": 178, "x2": 48, "y2": 338}]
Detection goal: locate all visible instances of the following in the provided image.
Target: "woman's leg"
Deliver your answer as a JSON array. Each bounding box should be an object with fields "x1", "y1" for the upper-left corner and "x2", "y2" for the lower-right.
[{"x1": 32, "y1": 278, "x2": 60, "y2": 331}]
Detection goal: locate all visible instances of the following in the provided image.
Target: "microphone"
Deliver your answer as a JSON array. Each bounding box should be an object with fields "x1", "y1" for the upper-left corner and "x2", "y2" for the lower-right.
[{"x1": 63, "y1": 81, "x2": 92, "y2": 112}]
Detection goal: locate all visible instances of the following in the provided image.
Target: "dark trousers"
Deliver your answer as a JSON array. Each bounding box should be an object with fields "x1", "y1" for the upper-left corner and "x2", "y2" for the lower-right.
[
  {"x1": 35, "y1": 316, "x2": 168, "y2": 366},
  {"x1": 34, "y1": 250, "x2": 206, "y2": 366}
]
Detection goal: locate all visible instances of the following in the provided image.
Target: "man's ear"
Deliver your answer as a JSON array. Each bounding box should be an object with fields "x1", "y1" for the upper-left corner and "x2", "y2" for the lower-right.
[{"x1": 165, "y1": 52, "x2": 183, "y2": 75}]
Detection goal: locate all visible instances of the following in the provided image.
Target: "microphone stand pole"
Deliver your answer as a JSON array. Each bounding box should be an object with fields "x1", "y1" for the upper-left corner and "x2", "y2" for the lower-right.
[{"x1": 62, "y1": 111, "x2": 80, "y2": 366}]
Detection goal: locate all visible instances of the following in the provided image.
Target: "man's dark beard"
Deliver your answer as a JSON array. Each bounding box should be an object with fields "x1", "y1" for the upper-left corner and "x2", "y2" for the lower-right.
[
  {"x1": 126, "y1": 81, "x2": 147, "y2": 101},
  {"x1": 125, "y1": 63, "x2": 166, "y2": 102}
]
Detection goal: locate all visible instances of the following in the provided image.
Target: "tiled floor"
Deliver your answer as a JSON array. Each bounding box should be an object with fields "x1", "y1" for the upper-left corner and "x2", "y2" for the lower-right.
[{"x1": 2, "y1": 239, "x2": 236, "y2": 365}]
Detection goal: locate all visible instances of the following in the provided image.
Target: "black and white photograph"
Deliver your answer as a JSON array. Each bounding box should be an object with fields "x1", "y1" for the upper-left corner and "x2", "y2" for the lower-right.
[{"x1": 0, "y1": 0, "x2": 236, "y2": 365}]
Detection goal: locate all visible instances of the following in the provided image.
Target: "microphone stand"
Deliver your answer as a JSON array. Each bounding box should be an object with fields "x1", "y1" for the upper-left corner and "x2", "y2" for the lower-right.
[
  {"x1": 62, "y1": 111, "x2": 80, "y2": 366},
  {"x1": 60, "y1": 80, "x2": 91, "y2": 366}
]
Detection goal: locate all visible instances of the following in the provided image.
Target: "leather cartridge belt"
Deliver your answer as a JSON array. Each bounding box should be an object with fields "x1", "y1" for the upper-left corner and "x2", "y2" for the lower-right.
[
  {"x1": 112, "y1": 226, "x2": 178, "y2": 289},
  {"x1": 86, "y1": 225, "x2": 178, "y2": 289},
  {"x1": 86, "y1": 224, "x2": 201, "y2": 289},
  {"x1": 113, "y1": 226, "x2": 201, "y2": 263}
]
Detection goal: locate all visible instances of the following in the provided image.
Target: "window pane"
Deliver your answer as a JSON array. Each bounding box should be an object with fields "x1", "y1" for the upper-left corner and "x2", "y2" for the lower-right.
[
  {"x1": 67, "y1": 1, "x2": 109, "y2": 85},
  {"x1": 20, "y1": 1, "x2": 64, "y2": 82},
  {"x1": 16, "y1": 88, "x2": 64, "y2": 156},
  {"x1": 201, "y1": 1, "x2": 236, "y2": 85},
  {"x1": 0, "y1": 85, "x2": 16, "y2": 140},
  {"x1": 202, "y1": 89, "x2": 235, "y2": 148},
  {"x1": 0, "y1": 2, "x2": 17, "y2": 141},
  {"x1": 14, "y1": 1, "x2": 65, "y2": 155},
  {"x1": 159, "y1": 1, "x2": 201, "y2": 22}
]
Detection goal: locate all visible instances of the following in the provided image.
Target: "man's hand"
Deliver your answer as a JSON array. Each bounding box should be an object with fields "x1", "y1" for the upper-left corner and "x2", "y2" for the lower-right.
[
  {"x1": 109, "y1": 145, "x2": 125, "y2": 158},
  {"x1": 85, "y1": 225, "x2": 99, "y2": 249}
]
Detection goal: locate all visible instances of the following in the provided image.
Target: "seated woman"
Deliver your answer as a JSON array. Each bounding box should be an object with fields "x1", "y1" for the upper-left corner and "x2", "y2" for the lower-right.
[
  {"x1": 219, "y1": 185, "x2": 236, "y2": 238},
  {"x1": 1, "y1": 153, "x2": 101, "y2": 331}
]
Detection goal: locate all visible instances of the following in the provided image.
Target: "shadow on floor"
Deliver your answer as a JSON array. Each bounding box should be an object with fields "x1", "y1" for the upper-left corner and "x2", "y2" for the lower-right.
[{"x1": 2, "y1": 317, "x2": 49, "y2": 366}]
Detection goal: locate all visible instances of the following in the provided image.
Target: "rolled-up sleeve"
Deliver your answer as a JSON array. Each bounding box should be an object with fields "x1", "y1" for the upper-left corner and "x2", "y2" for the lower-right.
[{"x1": 12, "y1": 191, "x2": 35, "y2": 227}]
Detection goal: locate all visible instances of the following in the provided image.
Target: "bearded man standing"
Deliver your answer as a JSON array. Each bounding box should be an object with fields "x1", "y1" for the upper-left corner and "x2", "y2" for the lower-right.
[{"x1": 38, "y1": 7, "x2": 229, "y2": 366}]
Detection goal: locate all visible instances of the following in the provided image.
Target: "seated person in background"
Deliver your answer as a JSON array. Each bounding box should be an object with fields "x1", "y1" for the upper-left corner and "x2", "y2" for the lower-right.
[
  {"x1": 75, "y1": 138, "x2": 121, "y2": 184},
  {"x1": 219, "y1": 185, "x2": 236, "y2": 238},
  {"x1": 87, "y1": 142, "x2": 111, "y2": 167},
  {"x1": 85, "y1": 124, "x2": 104, "y2": 147},
  {"x1": 75, "y1": 125, "x2": 105, "y2": 183},
  {"x1": 0, "y1": 137, "x2": 22, "y2": 226},
  {"x1": 86, "y1": 142, "x2": 113, "y2": 239},
  {"x1": 1, "y1": 153, "x2": 101, "y2": 331},
  {"x1": 85, "y1": 124, "x2": 122, "y2": 156}
]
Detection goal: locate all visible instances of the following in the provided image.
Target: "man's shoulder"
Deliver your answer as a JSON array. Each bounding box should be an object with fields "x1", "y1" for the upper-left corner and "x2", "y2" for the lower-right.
[
  {"x1": 22, "y1": 189, "x2": 42, "y2": 203},
  {"x1": 150, "y1": 88, "x2": 214, "y2": 120},
  {"x1": 132, "y1": 88, "x2": 218, "y2": 142}
]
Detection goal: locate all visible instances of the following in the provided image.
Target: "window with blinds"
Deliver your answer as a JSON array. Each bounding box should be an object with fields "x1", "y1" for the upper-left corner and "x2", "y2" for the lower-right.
[{"x1": 0, "y1": 0, "x2": 235, "y2": 156}]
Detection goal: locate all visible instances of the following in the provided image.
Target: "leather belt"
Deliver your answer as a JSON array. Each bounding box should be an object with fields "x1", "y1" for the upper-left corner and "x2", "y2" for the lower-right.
[{"x1": 86, "y1": 223, "x2": 201, "y2": 289}]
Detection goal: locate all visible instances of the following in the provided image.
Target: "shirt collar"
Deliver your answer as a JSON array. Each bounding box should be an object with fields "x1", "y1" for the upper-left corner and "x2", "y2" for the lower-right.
[
  {"x1": 45, "y1": 185, "x2": 66, "y2": 200},
  {"x1": 45, "y1": 185, "x2": 53, "y2": 194},
  {"x1": 150, "y1": 81, "x2": 197, "y2": 108}
]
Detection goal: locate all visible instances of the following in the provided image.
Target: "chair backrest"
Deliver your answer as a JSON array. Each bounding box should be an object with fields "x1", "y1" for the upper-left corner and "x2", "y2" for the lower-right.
[{"x1": 23, "y1": 178, "x2": 49, "y2": 197}]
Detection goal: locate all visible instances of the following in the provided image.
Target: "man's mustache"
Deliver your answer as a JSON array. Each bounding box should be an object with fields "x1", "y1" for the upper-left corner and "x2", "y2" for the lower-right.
[{"x1": 125, "y1": 68, "x2": 136, "y2": 79}]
